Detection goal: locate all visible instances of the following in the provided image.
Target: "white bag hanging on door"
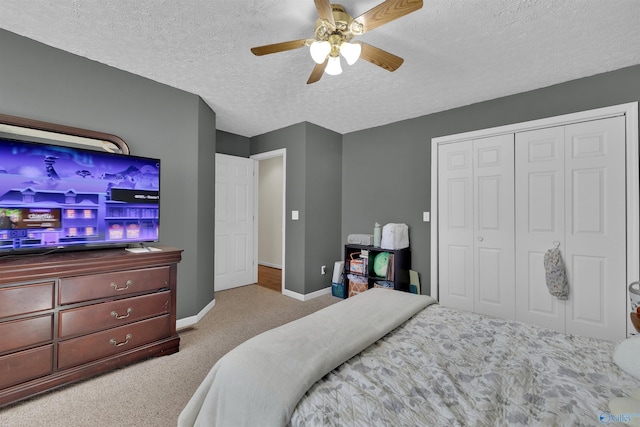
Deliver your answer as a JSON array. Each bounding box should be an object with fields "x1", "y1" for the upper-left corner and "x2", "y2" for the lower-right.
[{"x1": 380, "y1": 223, "x2": 409, "y2": 250}]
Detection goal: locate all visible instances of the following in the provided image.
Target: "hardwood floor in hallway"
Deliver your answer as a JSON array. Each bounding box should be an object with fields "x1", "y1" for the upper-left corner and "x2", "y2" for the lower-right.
[{"x1": 257, "y1": 265, "x2": 282, "y2": 292}]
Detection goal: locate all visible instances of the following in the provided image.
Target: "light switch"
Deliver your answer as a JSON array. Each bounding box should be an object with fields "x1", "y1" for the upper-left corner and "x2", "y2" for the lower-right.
[
  {"x1": 292, "y1": 210, "x2": 299, "y2": 220},
  {"x1": 423, "y1": 211, "x2": 430, "y2": 222}
]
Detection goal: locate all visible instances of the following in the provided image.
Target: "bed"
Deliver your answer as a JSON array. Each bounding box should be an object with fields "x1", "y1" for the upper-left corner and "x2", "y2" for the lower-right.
[{"x1": 178, "y1": 289, "x2": 640, "y2": 426}]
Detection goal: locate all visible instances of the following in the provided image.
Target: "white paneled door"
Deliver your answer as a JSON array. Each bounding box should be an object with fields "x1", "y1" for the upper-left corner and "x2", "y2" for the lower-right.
[
  {"x1": 564, "y1": 117, "x2": 626, "y2": 340},
  {"x1": 438, "y1": 134, "x2": 515, "y2": 319},
  {"x1": 515, "y1": 116, "x2": 627, "y2": 341},
  {"x1": 438, "y1": 141, "x2": 474, "y2": 312},
  {"x1": 215, "y1": 154, "x2": 256, "y2": 291},
  {"x1": 473, "y1": 135, "x2": 515, "y2": 320},
  {"x1": 515, "y1": 126, "x2": 566, "y2": 331}
]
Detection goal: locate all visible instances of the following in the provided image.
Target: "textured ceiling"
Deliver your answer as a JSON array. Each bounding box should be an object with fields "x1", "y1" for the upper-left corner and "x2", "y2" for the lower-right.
[{"x1": 1, "y1": 0, "x2": 639, "y2": 137}]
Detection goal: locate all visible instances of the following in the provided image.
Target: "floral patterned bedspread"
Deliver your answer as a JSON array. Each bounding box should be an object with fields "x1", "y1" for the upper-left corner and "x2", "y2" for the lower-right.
[{"x1": 290, "y1": 304, "x2": 640, "y2": 427}]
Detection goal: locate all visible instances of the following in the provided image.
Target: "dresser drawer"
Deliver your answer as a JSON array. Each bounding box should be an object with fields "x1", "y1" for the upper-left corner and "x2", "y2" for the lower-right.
[
  {"x1": 59, "y1": 291, "x2": 170, "y2": 338},
  {"x1": 57, "y1": 315, "x2": 171, "y2": 370},
  {"x1": 59, "y1": 266, "x2": 170, "y2": 305},
  {"x1": 0, "y1": 345, "x2": 53, "y2": 390},
  {"x1": 0, "y1": 282, "x2": 54, "y2": 318},
  {"x1": 0, "y1": 315, "x2": 53, "y2": 354}
]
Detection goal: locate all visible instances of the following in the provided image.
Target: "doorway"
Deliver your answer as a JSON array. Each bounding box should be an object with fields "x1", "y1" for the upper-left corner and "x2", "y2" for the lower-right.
[{"x1": 251, "y1": 149, "x2": 286, "y2": 293}]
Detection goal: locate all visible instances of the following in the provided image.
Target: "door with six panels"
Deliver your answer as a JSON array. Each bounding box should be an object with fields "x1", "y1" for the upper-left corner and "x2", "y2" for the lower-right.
[
  {"x1": 438, "y1": 134, "x2": 515, "y2": 320},
  {"x1": 515, "y1": 116, "x2": 626, "y2": 340}
]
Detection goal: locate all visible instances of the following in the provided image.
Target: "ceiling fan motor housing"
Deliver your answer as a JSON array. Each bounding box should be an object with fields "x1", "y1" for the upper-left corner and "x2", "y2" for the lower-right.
[{"x1": 314, "y1": 4, "x2": 362, "y2": 44}]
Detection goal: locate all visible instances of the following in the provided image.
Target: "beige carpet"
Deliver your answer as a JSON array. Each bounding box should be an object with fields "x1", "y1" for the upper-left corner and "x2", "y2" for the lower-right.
[{"x1": 0, "y1": 285, "x2": 338, "y2": 427}]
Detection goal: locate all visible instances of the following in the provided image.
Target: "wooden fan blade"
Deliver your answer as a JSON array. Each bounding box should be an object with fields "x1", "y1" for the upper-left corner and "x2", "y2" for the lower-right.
[
  {"x1": 359, "y1": 42, "x2": 404, "y2": 72},
  {"x1": 251, "y1": 39, "x2": 307, "y2": 56},
  {"x1": 314, "y1": 0, "x2": 335, "y2": 26},
  {"x1": 307, "y1": 59, "x2": 328, "y2": 84},
  {"x1": 354, "y1": 0, "x2": 423, "y2": 33}
]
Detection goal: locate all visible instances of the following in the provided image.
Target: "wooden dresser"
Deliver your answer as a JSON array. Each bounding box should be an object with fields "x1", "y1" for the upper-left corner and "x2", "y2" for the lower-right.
[{"x1": 0, "y1": 246, "x2": 182, "y2": 407}]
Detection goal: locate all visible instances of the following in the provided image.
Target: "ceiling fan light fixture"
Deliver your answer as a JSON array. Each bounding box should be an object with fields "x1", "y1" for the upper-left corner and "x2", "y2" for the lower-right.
[
  {"x1": 310, "y1": 40, "x2": 331, "y2": 64},
  {"x1": 340, "y1": 42, "x2": 361, "y2": 65},
  {"x1": 250, "y1": 0, "x2": 424, "y2": 84},
  {"x1": 325, "y1": 55, "x2": 342, "y2": 75}
]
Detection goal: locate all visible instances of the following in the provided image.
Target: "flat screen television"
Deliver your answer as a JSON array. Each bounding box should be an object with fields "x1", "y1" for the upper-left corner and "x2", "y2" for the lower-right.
[{"x1": 0, "y1": 136, "x2": 160, "y2": 254}]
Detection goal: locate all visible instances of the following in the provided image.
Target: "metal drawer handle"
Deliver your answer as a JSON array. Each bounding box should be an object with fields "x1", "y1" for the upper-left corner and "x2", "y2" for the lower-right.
[
  {"x1": 111, "y1": 308, "x2": 132, "y2": 320},
  {"x1": 110, "y1": 279, "x2": 133, "y2": 291},
  {"x1": 109, "y1": 334, "x2": 133, "y2": 347}
]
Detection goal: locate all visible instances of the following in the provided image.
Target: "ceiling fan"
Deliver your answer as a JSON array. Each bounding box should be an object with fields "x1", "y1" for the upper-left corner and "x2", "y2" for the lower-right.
[{"x1": 250, "y1": 0, "x2": 424, "y2": 84}]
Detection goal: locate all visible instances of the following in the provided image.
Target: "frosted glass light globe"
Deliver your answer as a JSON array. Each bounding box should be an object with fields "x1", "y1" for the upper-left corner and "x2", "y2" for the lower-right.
[
  {"x1": 340, "y1": 42, "x2": 361, "y2": 65},
  {"x1": 325, "y1": 56, "x2": 343, "y2": 75},
  {"x1": 309, "y1": 41, "x2": 331, "y2": 64}
]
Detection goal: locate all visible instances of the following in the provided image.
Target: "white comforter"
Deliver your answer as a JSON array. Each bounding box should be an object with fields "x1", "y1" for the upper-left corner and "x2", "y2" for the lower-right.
[{"x1": 178, "y1": 289, "x2": 436, "y2": 427}]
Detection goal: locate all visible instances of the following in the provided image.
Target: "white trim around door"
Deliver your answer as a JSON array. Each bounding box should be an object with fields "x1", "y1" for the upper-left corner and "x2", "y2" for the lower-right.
[
  {"x1": 430, "y1": 102, "x2": 639, "y2": 321},
  {"x1": 251, "y1": 149, "x2": 287, "y2": 294}
]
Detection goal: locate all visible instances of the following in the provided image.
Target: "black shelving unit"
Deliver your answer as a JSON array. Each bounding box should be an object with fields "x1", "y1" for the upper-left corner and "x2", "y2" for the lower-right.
[{"x1": 343, "y1": 244, "x2": 411, "y2": 296}]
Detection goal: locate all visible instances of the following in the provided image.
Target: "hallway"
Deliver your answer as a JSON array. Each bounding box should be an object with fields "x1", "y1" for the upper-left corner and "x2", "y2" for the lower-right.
[{"x1": 257, "y1": 265, "x2": 281, "y2": 292}]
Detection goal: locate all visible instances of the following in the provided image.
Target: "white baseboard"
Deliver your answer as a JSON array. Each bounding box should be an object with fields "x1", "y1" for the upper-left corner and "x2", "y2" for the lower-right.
[
  {"x1": 283, "y1": 286, "x2": 332, "y2": 301},
  {"x1": 258, "y1": 261, "x2": 282, "y2": 269},
  {"x1": 176, "y1": 298, "x2": 216, "y2": 331}
]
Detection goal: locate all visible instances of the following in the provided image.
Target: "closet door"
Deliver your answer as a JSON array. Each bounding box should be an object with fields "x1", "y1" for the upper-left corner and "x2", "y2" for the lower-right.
[
  {"x1": 564, "y1": 117, "x2": 626, "y2": 340},
  {"x1": 515, "y1": 127, "x2": 566, "y2": 332},
  {"x1": 438, "y1": 141, "x2": 474, "y2": 312},
  {"x1": 438, "y1": 135, "x2": 515, "y2": 318},
  {"x1": 515, "y1": 116, "x2": 627, "y2": 341},
  {"x1": 473, "y1": 135, "x2": 515, "y2": 320}
]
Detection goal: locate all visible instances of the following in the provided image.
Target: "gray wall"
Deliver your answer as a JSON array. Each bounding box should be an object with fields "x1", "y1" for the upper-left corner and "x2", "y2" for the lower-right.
[
  {"x1": 304, "y1": 123, "x2": 342, "y2": 293},
  {"x1": 216, "y1": 130, "x2": 250, "y2": 157},
  {"x1": 0, "y1": 29, "x2": 216, "y2": 318},
  {"x1": 342, "y1": 120, "x2": 431, "y2": 293},
  {"x1": 194, "y1": 99, "x2": 216, "y2": 309},
  {"x1": 342, "y1": 63, "x2": 640, "y2": 295},
  {"x1": 3, "y1": 26, "x2": 639, "y2": 309},
  {"x1": 251, "y1": 123, "x2": 307, "y2": 294},
  {"x1": 251, "y1": 122, "x2": 342, "y2": 294}
]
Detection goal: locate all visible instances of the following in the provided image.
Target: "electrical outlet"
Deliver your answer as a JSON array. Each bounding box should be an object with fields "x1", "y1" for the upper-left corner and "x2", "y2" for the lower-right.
[{"x1": 321, "y1": 265, "x2": 326, "y2": 275}]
